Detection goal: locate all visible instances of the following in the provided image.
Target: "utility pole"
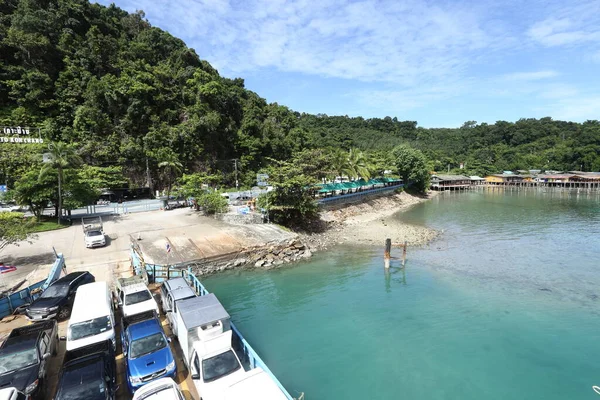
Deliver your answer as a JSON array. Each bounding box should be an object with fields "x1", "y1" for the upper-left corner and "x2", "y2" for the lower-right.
[
  {"x1": 146, "y1": 158, "x2": 152, "y2": 195},
  {"x1": 233, "y1": 159, "x2": 239, "y2": 190}
]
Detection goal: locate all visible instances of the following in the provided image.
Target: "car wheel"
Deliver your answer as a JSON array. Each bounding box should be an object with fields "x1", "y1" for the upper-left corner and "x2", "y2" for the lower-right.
[{"x1": 57, "y1": 306, "x2": 71, "y2": 320}]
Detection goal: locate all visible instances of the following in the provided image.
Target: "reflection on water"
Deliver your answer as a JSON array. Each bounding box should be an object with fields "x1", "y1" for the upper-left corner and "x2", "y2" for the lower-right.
[{"x1": 204, "y1": 191, "x2": 600, "y2": 400}]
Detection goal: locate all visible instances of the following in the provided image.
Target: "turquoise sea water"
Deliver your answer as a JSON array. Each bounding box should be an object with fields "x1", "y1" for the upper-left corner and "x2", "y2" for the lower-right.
[{"x1": 204, "y1": 190, "x2": 600, "y2": 400}]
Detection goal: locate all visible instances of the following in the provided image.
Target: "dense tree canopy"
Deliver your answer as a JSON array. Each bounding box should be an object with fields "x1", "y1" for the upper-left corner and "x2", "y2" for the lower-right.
[{"x1": 1, "y1": 0, "x2": 599, "y2": 202}]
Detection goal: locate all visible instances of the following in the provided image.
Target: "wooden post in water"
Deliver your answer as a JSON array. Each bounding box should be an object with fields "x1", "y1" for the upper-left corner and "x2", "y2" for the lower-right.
[
  {"x1": 402, "y1": 240, "x2": 407, "y2": 267},
  {"x1": 384, "y1": 238, "x2": 391, "y2": 269}
]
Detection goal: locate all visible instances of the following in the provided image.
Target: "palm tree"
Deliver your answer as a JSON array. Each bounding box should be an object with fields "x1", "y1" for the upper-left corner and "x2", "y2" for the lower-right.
[
  {"x1": 40, "y1": 142, "x2": 82, "y2": 224},
  {"x1": 345, "y1": 148, "x2": 371, "y2": 181},
  {"x1": 330, "y1": 148, "x2": 349, "y2": 181},
  {"x1": 158, "y1": 157, "x2": 183, "y2": 200}
]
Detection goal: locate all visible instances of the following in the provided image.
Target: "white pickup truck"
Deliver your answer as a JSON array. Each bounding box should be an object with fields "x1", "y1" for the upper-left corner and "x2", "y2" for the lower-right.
[
  {"x1": 82, "y1": 216, "x2": 106, "y2": 248},
  {"x1": 116, "y1": 276, "x2": 159, "y2": 318}
]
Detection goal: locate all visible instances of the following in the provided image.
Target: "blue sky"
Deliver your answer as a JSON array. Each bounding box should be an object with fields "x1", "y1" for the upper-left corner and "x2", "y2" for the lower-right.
[{"x1": 97, "y1": 0, "x2": 600, "y2": 127}]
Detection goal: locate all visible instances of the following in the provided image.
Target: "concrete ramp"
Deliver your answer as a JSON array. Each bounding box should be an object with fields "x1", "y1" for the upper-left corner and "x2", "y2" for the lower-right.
[{"x1": 137, "y1": 219, "x2": 297, "y2": 266}]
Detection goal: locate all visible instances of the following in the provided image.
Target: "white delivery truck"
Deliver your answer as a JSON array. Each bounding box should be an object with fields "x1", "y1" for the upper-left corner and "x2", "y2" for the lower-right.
[{"x1": 174, "y1": 294, "x2": 246, "y2": 400}]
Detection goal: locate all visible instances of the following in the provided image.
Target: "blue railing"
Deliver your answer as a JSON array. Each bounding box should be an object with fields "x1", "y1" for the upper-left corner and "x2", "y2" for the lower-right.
[
  {"x1": 318, "y1": 183, "x2": 404, "y2": 204},
  {"x1": 128, "y1": 246, "x2": 297, "y2": 399},
  {"x1": 0, "y1": 253, "x2": 65, "y2": 318}
]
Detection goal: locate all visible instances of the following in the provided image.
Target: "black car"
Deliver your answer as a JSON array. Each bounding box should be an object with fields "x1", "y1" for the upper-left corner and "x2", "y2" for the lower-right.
[
  {"x1": 53, "y1": 340, "x2": 117, "y2": 400},
  {"x1": 26, "y1": 271, "x2": 95, "y2": 321},
  {"x1": 0, "y1": 320, "x2": 58, "y2": 399}
]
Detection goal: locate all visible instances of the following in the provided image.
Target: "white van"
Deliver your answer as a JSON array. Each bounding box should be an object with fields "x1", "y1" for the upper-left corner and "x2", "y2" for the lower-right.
[{"x1": 66, "y1": 281, "x2": 116, "y2": 351}]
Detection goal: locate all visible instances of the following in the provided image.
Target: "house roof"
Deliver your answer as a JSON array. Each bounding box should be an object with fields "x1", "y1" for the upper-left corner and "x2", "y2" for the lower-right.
[
  {"x1": 431, "y1": 174, "x2": 471, "y2": 181},
  {"x1": 490, "y1": 174, "x2": 524, "y2": 178},
  {"x1": 538, "y1": 174, "x2": 574, "y2": 179},
  {"x1": 469, "y1": 176, "x2": 486, "y2": 180}
]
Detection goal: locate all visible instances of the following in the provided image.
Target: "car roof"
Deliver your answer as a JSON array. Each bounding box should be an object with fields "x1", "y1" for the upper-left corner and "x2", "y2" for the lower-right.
[
  {"x1": 122, "y1": 283, "x2": 150, "y2": 295},
  {"x1": 70, "y1": 282, "x2": 110, "y2": 322},
  {"x1": 57, "y1": 357, "x2": 107, "y2": 400},
  {"x1": 132, "y1": 378, "x2": 179, "y2": 400},
  {"x1": 53, "y1": 271, "x2": 89, "y2": 285},
  {"x1": 163, "y1": 277, "x2": 188, "y2": 291},
  {"x1": 128, "y1": 318, "x2": 163, "y2": 339},
  {"x1": 170, "y1": 286, "x2": 196, "y2": 301}
]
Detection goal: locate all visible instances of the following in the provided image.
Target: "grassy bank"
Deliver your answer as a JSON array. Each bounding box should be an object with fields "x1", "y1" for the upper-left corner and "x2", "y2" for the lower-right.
[{"x1": 25, "y1": 216, "x2": 70, "y2": 233}]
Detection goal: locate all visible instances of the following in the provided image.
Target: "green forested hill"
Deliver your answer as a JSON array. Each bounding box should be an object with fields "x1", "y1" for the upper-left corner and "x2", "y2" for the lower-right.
[{"x1": 1, "y1": 0, "x2": 599, "y2": 190}]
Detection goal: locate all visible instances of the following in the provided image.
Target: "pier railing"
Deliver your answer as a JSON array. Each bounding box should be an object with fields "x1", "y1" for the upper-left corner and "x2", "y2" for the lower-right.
[
  {"x1": 0, "y1": 253, "x2": 65, "y2": 319},
  {"x1": 129, "y1": 246, "x2": 298, "y2": 399}
]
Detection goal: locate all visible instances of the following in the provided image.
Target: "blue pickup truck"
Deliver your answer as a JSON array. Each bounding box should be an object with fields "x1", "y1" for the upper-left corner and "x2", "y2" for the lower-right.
[{"x1": 121, "y1": 311, "x2": 176, "y2": 393}]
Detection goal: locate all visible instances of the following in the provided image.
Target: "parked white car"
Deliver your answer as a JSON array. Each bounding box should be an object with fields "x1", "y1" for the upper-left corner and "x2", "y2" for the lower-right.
[{"x1": 132, "y1": 378, "x2": 184, "y2": 400}]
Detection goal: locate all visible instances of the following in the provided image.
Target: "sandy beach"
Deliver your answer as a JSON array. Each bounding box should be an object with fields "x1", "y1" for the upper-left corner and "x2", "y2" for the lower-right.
[{"x1": 302, "y1": 191, "x2": 440, "y2": 250}]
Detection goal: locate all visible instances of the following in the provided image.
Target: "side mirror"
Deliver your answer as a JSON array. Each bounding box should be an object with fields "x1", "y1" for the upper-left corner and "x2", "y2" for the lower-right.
[
  {"x1": 42, "y1": 353, "x2": 51, "y2": 360},
  {"x1": 191, "y1": 373, "x2": 200, "y2": 380},
  {"x1": 59, "y1": 336, "x2": 66, "y2": 341}
]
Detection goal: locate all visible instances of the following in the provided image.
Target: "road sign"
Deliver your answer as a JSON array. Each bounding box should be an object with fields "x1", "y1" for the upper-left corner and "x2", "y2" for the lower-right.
[
  {"x1": 0, "y1": 185, "x2": 6, "y2": 193},
  {"x1": 257, "y1": 173, "x2": 269, "y2": 187}
]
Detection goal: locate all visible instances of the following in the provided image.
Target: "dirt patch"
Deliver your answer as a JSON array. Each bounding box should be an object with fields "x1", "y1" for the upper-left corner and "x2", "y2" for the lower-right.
[{"x1": 302, "y1": 191, "x2": 440, "y2": 250}]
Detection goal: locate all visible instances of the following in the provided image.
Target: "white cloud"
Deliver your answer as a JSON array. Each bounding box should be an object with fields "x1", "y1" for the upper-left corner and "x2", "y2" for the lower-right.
[
  {"x1": 550, "y1": 97, "x2": 600, "y2": 121},
  {"x1": 526, "y1": 1, "x2": 600, "y2": 47},
  {"x1": 503, "y1": 70, "x2": 559, "y2": 81},
  {"x1": 94, "y1": 0, "x2": 600, "y2": 122},
  {"x1": 101, "y1": 0, "x2": 500, "y2": 88}
]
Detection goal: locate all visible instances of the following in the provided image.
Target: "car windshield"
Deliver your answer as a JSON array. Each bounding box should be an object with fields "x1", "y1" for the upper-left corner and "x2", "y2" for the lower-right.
[
  {"x1": 87, "y1": 231, "x2": 102, "y2": 237},
  {"x1": 130, "y1": 332, "x2": 166, "y2": 359},
  {"x1": 41, "y1": 283, "x2": 69, "y2": 298},
  {"x1": 56, "y1": 359, "x2": 107, "y2": 400},
  {"x1": 69, "y1": 316, "x2": 112, "y2": 341},
  {"x1": 202, "y1": 350, "x2": 240, "y2": 382},
  {"x1": 125, "y1": 290, "x2": 152, "y2": 305},
  {"x1": 0, "y1": 348, "x2": 38, "y2": 374}
]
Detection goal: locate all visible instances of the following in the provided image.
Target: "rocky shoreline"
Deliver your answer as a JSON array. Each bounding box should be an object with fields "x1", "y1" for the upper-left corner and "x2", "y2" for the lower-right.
[
  {"x1": 190, "y1": 191, "x2": 439, "y2": 275},
  {"x1": 192, "y1": 237, "x2": 312, "y2": 275}
]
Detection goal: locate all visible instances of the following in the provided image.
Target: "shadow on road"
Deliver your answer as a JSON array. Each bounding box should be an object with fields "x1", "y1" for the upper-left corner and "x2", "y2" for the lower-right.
[{"x1": 1, "y1": 252, "x2": 55, "y2": 266}]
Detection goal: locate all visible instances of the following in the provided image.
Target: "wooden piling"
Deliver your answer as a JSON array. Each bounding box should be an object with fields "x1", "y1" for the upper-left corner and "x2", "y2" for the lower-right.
[
  {"x1": 384, "y1": 238, "x2": 391, "y2": 269},
  {"x1": 402, "y1": 240, "x2": 407, "y2": 266}
]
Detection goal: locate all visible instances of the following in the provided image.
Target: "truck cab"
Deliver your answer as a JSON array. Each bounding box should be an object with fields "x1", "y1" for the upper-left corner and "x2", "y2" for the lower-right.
[
  {"x1": 117, "y1": 281, "x2": 159, "y2": 318},
  {"x1": 188, "y1": 332, "x2": 245, "y2": 400},
  {"x1": 0, "y1": 321, "x2": 58, "y2": 399},
  {"x1": 53, "y1": 340, "x2": 117, "y2": 400},
  {"x1": 121, "y1": 311, "x2": 176, "y2": 394},
  {"x1": 224, "y1": 368, "x2": 288, "y2": 400},
  {"x1": 159, "y1": 279, "x2": 196, "y2": 337}
]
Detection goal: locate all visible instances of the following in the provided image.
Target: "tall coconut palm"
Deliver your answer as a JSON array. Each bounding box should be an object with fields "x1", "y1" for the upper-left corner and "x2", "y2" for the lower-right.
[
  {"x1": 158, "y1": 157, "x2": 183, "y2": 200},
  {"x1": 40, "y1": 142, "x2": 82, "y2": 224},
  {"x1": 330, "y1": 148, "x2": 349, "y2": 181},
  {"x1": 345, "y1": 148, "x2": 372, "y2": 181}
]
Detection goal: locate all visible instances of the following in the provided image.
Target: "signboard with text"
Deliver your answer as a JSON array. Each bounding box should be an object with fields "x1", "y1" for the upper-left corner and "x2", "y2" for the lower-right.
[{"x1": 1, "y1": 126, "x2": 43, "y2": 144}]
